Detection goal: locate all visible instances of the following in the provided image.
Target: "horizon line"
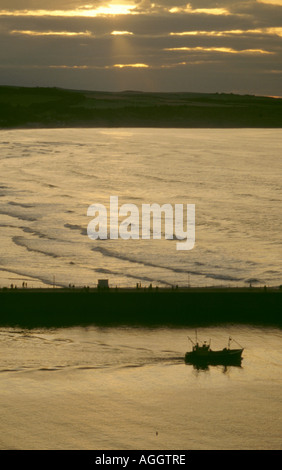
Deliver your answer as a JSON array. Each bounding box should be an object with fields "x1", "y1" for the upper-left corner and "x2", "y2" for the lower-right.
[{"x1": 0, "y1": 84, "x2": 282, "y2": 100}]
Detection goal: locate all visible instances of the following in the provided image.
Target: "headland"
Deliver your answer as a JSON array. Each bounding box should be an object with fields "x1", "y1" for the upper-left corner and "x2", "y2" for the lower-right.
[{"x1": 1, "y1": 86, "x2": 282, "y2": 128}]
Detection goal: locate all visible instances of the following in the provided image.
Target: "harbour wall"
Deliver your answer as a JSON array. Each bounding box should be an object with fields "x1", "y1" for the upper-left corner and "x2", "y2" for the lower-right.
[{"x1": 0, "y1": 288, "x2": 281, "y2": 328}]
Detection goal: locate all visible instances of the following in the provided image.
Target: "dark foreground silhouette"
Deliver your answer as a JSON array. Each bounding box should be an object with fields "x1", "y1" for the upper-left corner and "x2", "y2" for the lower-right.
[
  {"x1": 0, "y1": 287, "x2": 281, "y2": 328},
  {"x1": 1, "y1": 86, "x2": 282, "y2": 128},
  {"x1": 184, "y1": 337, "x2": 244, "y2": 366}
]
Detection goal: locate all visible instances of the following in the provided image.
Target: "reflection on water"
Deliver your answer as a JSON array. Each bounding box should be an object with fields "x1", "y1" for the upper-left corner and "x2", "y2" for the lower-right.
[
  {"x1": 0, "y1": 128, "x2": 281, "y2": 289},
  {"x1": 0, "y1": 325, "x2": 281, "y2": 450},
  {"x1": 190, "y1": 363, "x2": 243, "y2": 373}
]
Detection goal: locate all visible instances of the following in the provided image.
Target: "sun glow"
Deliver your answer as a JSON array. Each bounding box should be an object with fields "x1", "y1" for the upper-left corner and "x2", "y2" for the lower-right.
[
  {"x1": 111, "y1": 31, "x2": 134, "y2": 35},
  {"x1": 257, "y1": 0, "x2": 282, "y2": 4},
  {"x1": 0, "y1": 4, "x2": 137, "y2": 17},
  {"x1": 165, "y1": 47, "x2": 274, "y2": 55},
  {"x1": 170, "y1": 27, "x2": 282, "y2": 38},
  {"x1": 93, "y1": 4, "x2": 136, "y2": 16},
  {"x1": 113, "y1": 63, "x2": 149, "y2": 68},
  {"x1": 169, "y1": 5, "x2": 230, "y2": 15},
  {"x1": 10, "y1": 30, "x2": 92, "y2": 37}
]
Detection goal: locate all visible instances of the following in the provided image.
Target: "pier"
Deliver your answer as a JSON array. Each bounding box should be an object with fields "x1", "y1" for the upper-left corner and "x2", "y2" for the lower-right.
[{"x1": 1, "y1": 286, "x2": 281, "y2": 328}]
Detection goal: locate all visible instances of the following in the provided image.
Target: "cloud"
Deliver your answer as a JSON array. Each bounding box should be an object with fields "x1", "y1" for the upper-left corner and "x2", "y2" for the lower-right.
[
  {"x1": 0, "y1": 1, "x2": 250, "y2": 17},
  {"x1": 111, "y1": 30, "x2": 134, "y2": 35},
  {"x1": 10, "y1": 30, "x2": 93, "y2": 37},
  {"x1": 169, "y1": 27, "x2": 282, "y2": 38},
  {"x1": 113, "y1": 63, "x2": 148, "y2": 67},
  {"x1": 257, "y1": 0, "x2": 282, "y2": 4},
  {"x1": 0, "y1": 0, "x2": 282, "y2": 95},
  {"x1": 0, "y1": 3, "x2": 138, "y2": 17},
  {"x1": 164, "y1": 46, "x2": 274, "y2": 55},
  {"x1": 0, "y1": 1, "x2": 79, "y2": 9}
]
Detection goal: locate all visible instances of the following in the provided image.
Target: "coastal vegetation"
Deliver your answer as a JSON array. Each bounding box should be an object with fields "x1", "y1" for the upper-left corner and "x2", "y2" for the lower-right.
[{"x1": 1, "y1": 86, "x2": 282, "y2": 128}]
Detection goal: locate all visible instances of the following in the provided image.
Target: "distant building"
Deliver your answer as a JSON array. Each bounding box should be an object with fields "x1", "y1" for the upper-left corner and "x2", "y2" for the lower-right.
[{"x1": 97, "y1": 279, "x2": 109, "y2": 289}]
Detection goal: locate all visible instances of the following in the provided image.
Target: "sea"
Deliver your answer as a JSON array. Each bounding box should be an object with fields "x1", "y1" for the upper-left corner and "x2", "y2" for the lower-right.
[
  {"x1": 0, "y1": 128, "x2": 281, "y2": 289},
  {"x1": 0, "y1": 128, "x2": 281, "y2": 450}
]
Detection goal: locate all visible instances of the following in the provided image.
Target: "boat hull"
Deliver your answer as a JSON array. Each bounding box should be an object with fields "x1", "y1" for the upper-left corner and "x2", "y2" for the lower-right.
[{"x1": 185, "y1": 348, "x2": 243, "y2": 366}]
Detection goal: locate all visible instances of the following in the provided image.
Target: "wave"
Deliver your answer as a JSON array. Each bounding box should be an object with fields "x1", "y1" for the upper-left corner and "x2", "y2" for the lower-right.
[
  {"x1": 134, "y1": 172, "x2": 183, "y2": 185},
  {"x1": 0, "y1": 266, "x2": 63, "y2": 288},
  {"x1": 64, "y1": 223, "x2": 87, "y2": 236},
  {"x1": 20, "y1": 226, "x2": 56, "y2": 241},
  {"x1": 0, "y1": 209, "x2": 37, "y2": 222},
  {"x1": 118, "y1": 356, "x2": 184, "y2": 370},
  {"x1": 95, "y1": 267, "x2": 173, "y2": 287},
  {"x1": 8, "y1": 201, "x2": 35, "y2": 208},
  {"x1": 244, "y1": 278, "x2": 262, "y2": 284},
  {"x1": 0, "y1": 225, "x2": 61, "y2": 245},
  {"x1": 92, "y1": 246, "x2": 243, "y2": 283},
  {"x1": 12, "y1": 236, "x2": 59, "y2": 259}
]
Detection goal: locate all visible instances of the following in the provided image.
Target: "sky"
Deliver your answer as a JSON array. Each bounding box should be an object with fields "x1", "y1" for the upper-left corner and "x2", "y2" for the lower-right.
[{"x1": 0, "y1": 0, "x2": 282, "y2": 95}]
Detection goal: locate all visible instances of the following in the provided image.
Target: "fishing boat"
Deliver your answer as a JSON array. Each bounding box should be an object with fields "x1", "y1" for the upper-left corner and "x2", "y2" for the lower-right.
[{"x1": 185, "y1": 334, "x2": 244, "y2": 366}]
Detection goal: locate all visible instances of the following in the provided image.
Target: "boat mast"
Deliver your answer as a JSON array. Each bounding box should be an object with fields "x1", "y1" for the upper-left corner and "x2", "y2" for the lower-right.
[
  {"x1": 187, "y1": 336, "x2": 196, "y2": 351},
  {"x1": 229, "y1": 336, "x2": 244, "y2": 349}
]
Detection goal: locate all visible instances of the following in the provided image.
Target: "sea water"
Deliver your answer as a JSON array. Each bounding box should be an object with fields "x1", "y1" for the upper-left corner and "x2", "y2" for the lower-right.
[
  {"x1": 0, "y1": 325, "x2": 281, "y2": 450},
  {"x1": 0, "y1": 128, "x2": 281, "y2": 289},
  {"x1": 0, "y1": 128, "x2": 281, "y2": 450}
]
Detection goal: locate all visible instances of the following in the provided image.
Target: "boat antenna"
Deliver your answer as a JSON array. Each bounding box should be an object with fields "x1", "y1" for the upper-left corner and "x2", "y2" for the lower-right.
[
  {"x1": 229, "y1": 336, "x2": 244, "y2": 349},
  {"x1": 187, "y1": 336, "x2": 195, "y2": 346}
]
